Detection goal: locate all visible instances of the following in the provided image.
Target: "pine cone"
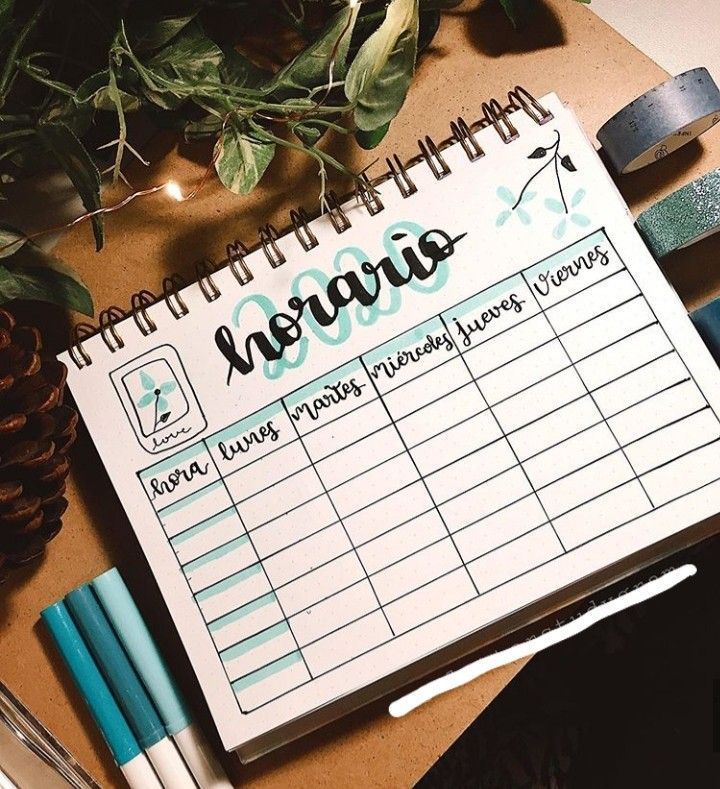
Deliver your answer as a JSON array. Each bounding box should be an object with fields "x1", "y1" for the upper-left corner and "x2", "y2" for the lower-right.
[{"x1": 0, "y1": 308, "x2": 76, "y2": 570}]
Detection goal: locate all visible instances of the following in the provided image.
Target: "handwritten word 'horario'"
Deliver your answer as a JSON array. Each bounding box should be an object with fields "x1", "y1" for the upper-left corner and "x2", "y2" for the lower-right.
[{"x1": 215, "y1": 229, "x2": 466, "y2": 382}]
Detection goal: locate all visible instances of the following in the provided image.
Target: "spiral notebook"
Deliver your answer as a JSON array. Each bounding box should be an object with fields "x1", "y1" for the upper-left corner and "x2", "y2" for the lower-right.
[{"x1": 60, "y1": 88, "x2": 720, "y2": 760}]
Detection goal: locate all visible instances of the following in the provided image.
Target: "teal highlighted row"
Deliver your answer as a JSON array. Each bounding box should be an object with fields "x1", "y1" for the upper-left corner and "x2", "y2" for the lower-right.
[
  {"x1": 139, "y1": 440, "x2": 208, "y2": 479},
  {"x1": 523, "y1": 228, "x2": 607, "y2": 280},
  {"x1": 157, "y1": 480, "x2": 222, "y2": 518},
  {"x1": 231, "y1": 651, "x2": 303, "y2": 694},
  {"x1": 205, "y1": 401, "x2": 284, "y2": 450},
  {"x1": 195, "y1": 563, "x2": 262, "y2": 602},
  {"x1": 362, "y1": 316, "x2": 446, "y2": 368},
  {"x1": 208, "y1": 593, "x2": 277, "y2": 632},
  {"x1": 220, "y1": 621, "x2": 290, "y2": 663},
  {"x1": 182, "y1": 535, "x2": 248, "y2": 574},
  {"x1": 170, "y1": 506, "x2": 237, "y2": 547},
  {"x1": 441, "y1": 273, "x2": 525, "y2": 324},
  {"x1": 284, "y1": 359, "x2": 363, "y2": 409}
]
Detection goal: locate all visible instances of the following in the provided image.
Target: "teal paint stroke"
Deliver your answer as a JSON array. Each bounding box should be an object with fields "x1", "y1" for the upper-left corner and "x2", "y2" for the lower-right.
[
  {"x1": 196, "y1": 563, "x2": 262, "y2": 602},
  {"x1": 232, "y1": 293, "x2": 309, "y2": 380},
  {"x1": 158, "y1": 480, "x2": 223, "y2": 518},
  {"x1": 220, "y1": 621, "x2": 290, "y2": 663},
  {"x1": 208, "y1": 593, "x2": 277, "y2": 632},
  {"x1": 232, "y1": 651, "x2": 303, "y2": 693},
  {"x1": 183, "y1": 535, "x2": 249, "y2": 574},
  {"x1": 170, "y1": 506, "x2": 237, "y2": 546}
]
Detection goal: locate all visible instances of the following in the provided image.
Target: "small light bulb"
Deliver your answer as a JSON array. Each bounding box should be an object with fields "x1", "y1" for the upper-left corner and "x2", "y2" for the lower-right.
[{"x1": 165, "y1": 181, "x2": 184, "y2": 202}]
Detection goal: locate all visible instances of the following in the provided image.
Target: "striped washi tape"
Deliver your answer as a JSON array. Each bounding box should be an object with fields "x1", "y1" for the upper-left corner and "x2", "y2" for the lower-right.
[
  {"x1": 636, "y1": 168, "x2": 720, "y2": 258},
  {"x1": 597, "y1": 68, "x2": 720, "y2": 174}
]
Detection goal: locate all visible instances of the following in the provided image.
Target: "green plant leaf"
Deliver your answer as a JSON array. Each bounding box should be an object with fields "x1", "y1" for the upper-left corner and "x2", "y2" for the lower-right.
[
  {"x1": 141, "y1": 21, "x2": 224, "y2": 109},
  {"x1": 270, "y1": 5, "x2": 358, "y2": 97},
  {"x1": 0, "y1": 242, "x2": 93, "y2": 315},
  {"x1": 0, "y1": 224, "x2": 26, "y2": 259},
  {"x1": 499, "y1": 0, "x2": 530, "y2": 28},
  {"x1": 293, "y1": 121, "x2": 324, "y2": 146},
  {"x1": 75, "y1": 70, "x2": 142, "y2": 112},
  {"x1": 36, "y1": 121, "x2": 103, "y2": 251},
  {"x1": 355, "y1": 121, "x2": 391, "y2": 149},
  {"x1": 215, "y1": 121, "x2": 275, "y2": 194},
  {"x1": 0, "y1": 0, "x2": 13, "y2": 34},
  {"x1": 346, "y1": 0, "x2": 419, "y2": 132},
  {"x1": 127, "y1": 12, "x2": 199, "y2": 53},
  {"x1": 184, "y1": 114, "x2": 223, "y2": 141},
  {"x1": 221, "y1": 47, "x2": 271, "y2": 89}
]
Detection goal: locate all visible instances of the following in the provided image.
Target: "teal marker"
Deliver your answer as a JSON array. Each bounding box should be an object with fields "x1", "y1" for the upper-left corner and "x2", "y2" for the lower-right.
[
  {"x1": 41, "y1": 601, "x2": 162, "y2": 788},
  {"x1": 691, "y1": 297, "x2": 720, "y2": 364},
  {"x1": 65, "y1": 585, "x2": 196, "y2": 789},
  {"x1": 93, "y1": 568, "x2": 232, "y2": 788}
]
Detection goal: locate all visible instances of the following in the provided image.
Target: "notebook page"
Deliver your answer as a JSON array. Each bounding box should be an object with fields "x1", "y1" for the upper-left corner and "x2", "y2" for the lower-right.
[{"x1": 61, "y1": 93, "x2": 720, "y2": 752}]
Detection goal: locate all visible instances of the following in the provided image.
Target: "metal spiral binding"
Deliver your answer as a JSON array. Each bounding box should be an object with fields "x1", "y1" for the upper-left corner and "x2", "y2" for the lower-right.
[
  {"x1": 290, "y1": 207, "x2": 319, "y2": 250},
  {"x1": 69, "y1": 86, "x2": 551, "y2": 368},
  {"x1": 226, "y1": 239, "x2": 253, "y2": 285},
  {"x1": 131, "y1": 290, "x2": 158, "y2": 336},
  {"x1": 324, "y1": 190, "x2": 351, "y2": 233},
  {"x1": 450, "y1": 116, "x2": 484, "y2": 161},
  {"x1": 418, "y1": 135, "x2": 451, "y2": 179},
  {"x1": 259, "y1": 224, "x2": 286, "y2": 267},
  {"x1": 482, "y1": 97, "x2": 519, "y2": 143},
  {"x1": 163, "y1": 274, "x2": 189, "y2": 319},
  {"x1": 99, "y1": 306, "x2": 126, "y2": 351},
  {"x1": 195, "y1": 259, "x2": 221, "y2": 302}
]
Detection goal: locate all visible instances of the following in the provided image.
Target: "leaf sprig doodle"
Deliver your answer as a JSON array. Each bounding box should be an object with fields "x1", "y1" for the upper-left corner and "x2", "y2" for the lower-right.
[{"x1": 496, "y1": 130, "x2": 589, "y2": 237}]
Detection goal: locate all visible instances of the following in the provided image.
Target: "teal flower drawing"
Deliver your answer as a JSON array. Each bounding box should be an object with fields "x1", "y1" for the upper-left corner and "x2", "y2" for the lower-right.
[
  {"x1": 136, "y1": 369, "x2": 177, "y2": 433},
  {"x1": 496, "y1": 130, "x2": 591, "y2": 237},
  {"x1": 496, "y1": 186, "x2": 536, "y2": 226},
  {"x1": 546, "y1": 187, "x2": 590, "y2": 239}
]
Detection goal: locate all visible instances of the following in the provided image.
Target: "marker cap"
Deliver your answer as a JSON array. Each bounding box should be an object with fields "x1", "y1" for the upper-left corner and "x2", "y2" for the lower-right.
[
  {"x1": 40, "y1": 601, "x2": 141, "y2": 767},
  {"x1": 65, "y1": 585, "x2": 167, "y2": 749},
  {"x1": 93, "y1": 568, "x2": 191, "y2": 736}
]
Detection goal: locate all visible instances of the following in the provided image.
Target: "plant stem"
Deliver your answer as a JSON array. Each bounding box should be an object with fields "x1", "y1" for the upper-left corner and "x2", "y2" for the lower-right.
[
  {"x1": 553, "y1": 154, "x2": 568, "y2": 214},
  {"x1": 511, "y1": 130, "x2": 561, "y2": 210},
  {"x1": 0, "y1": 0, "x2": 53, "y2": 106}
]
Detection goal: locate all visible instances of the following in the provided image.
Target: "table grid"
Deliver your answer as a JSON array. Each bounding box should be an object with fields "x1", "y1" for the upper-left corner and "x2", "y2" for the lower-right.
[{"x1": 138, "y1": 228, "x2": 720, "y2": 714}]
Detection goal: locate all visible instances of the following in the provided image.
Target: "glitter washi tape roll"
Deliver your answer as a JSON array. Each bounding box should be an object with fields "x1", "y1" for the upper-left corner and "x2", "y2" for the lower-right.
[
  {"x1": 636, "y1": 168, "x2": 720, "y2": 258},
  {"x1": 597, "y1": 68, "x2": 720, "y2": 174}
]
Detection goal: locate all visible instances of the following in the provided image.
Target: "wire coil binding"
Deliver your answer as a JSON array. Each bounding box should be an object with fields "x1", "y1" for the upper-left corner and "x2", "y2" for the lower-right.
[{"x1": 69, "y1": 86, "x2": 551, "y2": 368}]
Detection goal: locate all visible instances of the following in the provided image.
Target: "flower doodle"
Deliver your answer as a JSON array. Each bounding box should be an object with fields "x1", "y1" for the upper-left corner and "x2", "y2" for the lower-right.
[
  {"x1": 496, "y1": 130, "x2": 589, "y2": 237},
  {"x1": 135, "y1": 369, "x2": 177, "y2": 433}
]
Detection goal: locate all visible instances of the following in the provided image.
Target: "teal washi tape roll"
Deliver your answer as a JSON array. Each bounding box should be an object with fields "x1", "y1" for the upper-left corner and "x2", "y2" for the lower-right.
[
  {"x1": 597, "y1": 68, "x2": 720, "y2": 174},
  {"x1": 636, "y1": 168, "x2": 720, "y2": 258}
]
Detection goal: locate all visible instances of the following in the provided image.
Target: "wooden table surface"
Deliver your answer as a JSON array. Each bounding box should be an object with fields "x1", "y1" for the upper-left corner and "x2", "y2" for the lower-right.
[{"x1": 2, "y1": 1, "x2": 720, "y2": 786}]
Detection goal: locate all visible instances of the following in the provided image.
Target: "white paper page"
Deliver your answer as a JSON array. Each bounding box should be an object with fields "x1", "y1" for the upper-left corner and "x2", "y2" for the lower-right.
[{"x1": 61, "y1": 93, "x2": 720, "y2": 751}]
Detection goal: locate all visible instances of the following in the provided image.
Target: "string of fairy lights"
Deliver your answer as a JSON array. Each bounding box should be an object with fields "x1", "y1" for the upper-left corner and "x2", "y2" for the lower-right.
[{"x1": 0, "y1": 0, "x2": 361, "y2": 257}]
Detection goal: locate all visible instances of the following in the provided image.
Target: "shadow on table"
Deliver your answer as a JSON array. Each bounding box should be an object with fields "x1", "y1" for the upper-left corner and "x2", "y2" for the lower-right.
[{"x1": 417, "y1": 535, "x2": 720, "y2": 788}]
